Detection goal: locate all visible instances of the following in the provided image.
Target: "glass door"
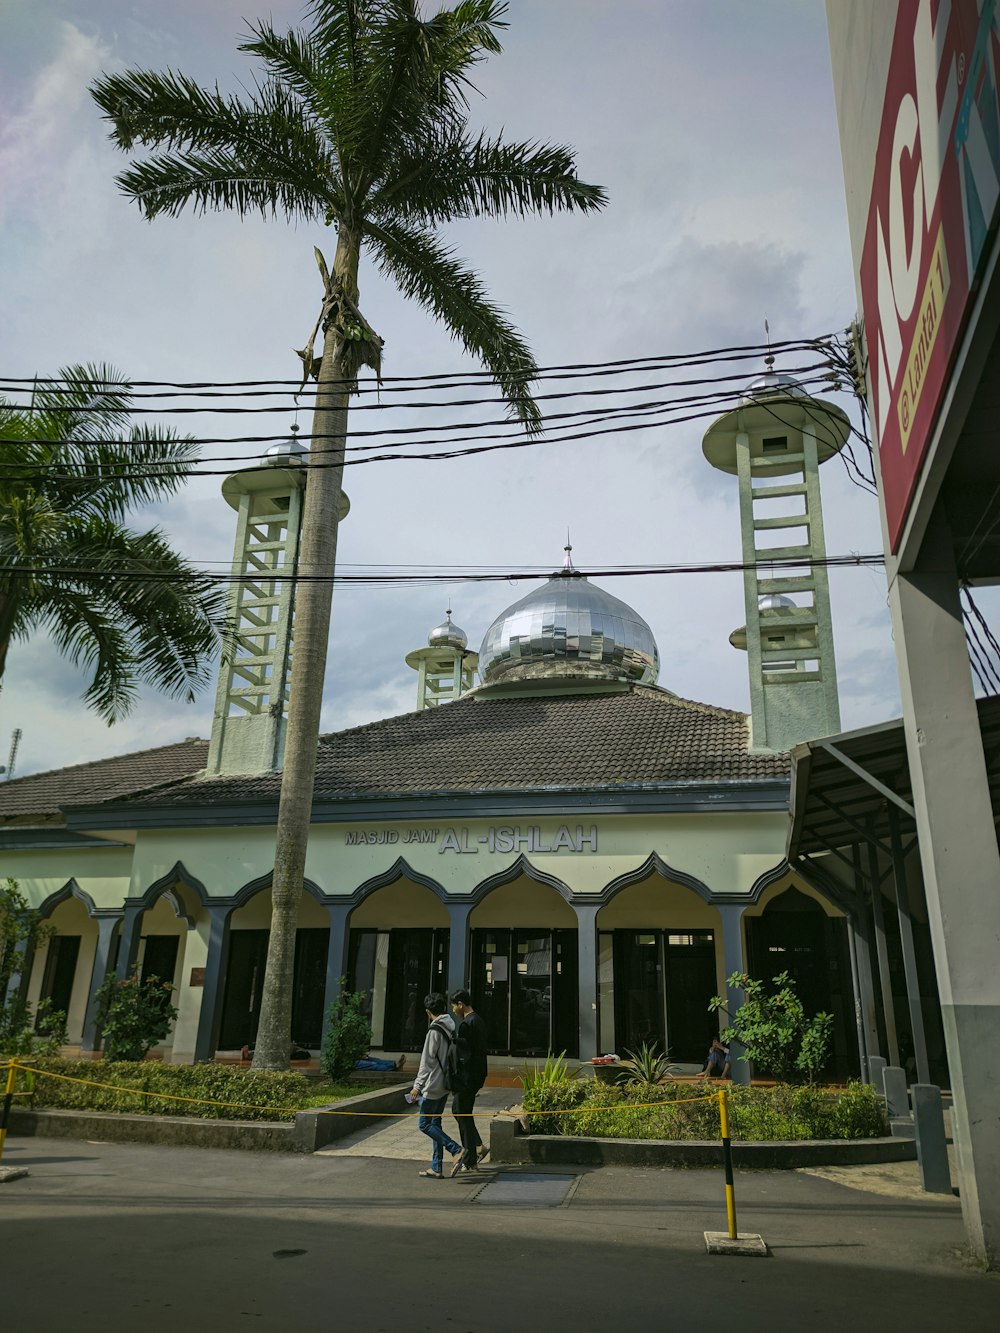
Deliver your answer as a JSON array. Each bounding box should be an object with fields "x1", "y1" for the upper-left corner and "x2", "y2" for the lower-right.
[
  {"x1": 218, "y1": 929, "x2": 268, "y2": 1049},
  {"x1": 291, "y1": 928, "x2": 330, "y2": 1048},
  {"x1": 471, "y1": 929, "x2": 511, "y2": 1053},
  {"x1": 510, "y1": 931, "x2": 552, "y2": 1055},
  {"x1": 663, "y1": 931, "x2": 717, "y2": 1061},
  {"x1": 612, "y1": 931, "x2": 665, "y2": 1056}
]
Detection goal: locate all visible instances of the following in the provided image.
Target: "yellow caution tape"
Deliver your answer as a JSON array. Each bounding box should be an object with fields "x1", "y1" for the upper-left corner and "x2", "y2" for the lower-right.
[{"x1": 9, "y1": 1059, "x2": 722, "y2": 1121}]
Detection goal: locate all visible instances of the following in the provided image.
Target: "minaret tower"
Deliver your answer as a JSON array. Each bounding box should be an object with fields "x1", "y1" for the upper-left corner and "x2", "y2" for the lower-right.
[
  {"x1": 702, "y1": 360, "x2": 850, "y2": 752},
  {"x1": 206, "y1": 428, "x2": 349, "y2": 774},
  {"x1": 405, "y1": 609, "x2": 478, "y2": 709}
]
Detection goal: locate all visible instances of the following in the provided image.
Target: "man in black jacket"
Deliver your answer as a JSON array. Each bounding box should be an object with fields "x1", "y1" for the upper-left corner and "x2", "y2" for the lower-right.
[{"x1": 449, "y1": 987, "x2": 489, "y2": 1175}]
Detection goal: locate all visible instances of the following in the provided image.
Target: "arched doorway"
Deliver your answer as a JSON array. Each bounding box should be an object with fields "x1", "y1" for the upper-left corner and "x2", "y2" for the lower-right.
[
  {"x1": 596, "y1": 874, "x2": 722, "y2": 1063},
  {"x1": 743, "y1": 881, "x2": 855, "y2": 1078},
  {"x1": 26, "y1": 888, "x2": 99, "y2": 1047},
  {"x1": 469, "y1": 876, "x2": 579, "y2": 1057},
  {"x1": 217, "y1": 888, "x2": 330, "y2": 1052},
  {"x1": 346, "y1": 880, "x2": 450, "y2": 1052}
]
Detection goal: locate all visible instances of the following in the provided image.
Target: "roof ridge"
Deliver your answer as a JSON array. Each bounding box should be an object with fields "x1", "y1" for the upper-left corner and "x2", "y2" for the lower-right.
[{"x1": 2, "y1": 735, "x2": 208, "y2": 788}]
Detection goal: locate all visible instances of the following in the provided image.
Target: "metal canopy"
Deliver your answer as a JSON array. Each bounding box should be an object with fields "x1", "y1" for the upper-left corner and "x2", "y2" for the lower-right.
[{"x1": 787, "y1": 693, "x2": 1000, "y2": 861}]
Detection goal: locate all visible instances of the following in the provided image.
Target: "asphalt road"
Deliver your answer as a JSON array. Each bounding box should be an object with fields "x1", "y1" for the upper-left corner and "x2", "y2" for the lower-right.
[{"x1": 1, "y1": 1136, "x2": 996, "y2": 1332}]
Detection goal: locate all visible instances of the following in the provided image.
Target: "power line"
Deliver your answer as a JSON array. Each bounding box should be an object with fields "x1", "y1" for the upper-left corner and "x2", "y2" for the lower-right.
[
  {"x1": 0, "y1": 553, "x2": 885, "y2": 589},
  {"x1": 0, "y1": 335, "x2": 838, "y2": 393}
]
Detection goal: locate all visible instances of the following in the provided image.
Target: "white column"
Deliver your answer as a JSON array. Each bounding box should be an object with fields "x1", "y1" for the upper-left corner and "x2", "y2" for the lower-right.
[{"x1": 888, "y1": 516, "x2": 1000, "y2": 1267}]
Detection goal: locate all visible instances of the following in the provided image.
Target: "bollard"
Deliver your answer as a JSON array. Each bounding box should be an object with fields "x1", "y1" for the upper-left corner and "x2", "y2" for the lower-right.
[
  {"x1": 912, "y1": 1084, "x2": 952, "y2": 1194},
  {"x1": 719, "y1": 1086, "x2": 737, "y2": 1239},
  {"x1": 868, "y1": 1054, "x2": 887, "y2": 1093},
  {"x1": 703, "y1": 1087, "x2": 768, "y2": 1256},
  {"x1": 883, "y1": 1065, "x2": 909, "y2": 1120}
]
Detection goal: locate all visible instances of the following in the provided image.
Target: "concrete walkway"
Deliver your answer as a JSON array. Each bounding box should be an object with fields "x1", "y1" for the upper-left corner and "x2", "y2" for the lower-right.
[
  {"x1": 2, "y1": 1134, "x2": 995, "y2": 1332},
  {"x1": 317, "y1": 1087, "x2": 517, "y2": 1160}
]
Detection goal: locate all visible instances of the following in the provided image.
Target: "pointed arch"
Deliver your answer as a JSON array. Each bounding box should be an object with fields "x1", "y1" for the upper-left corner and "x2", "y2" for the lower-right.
[
  {"x1": 136, "y1": 861, "x2": 211, "y2": 911},
  {"x1": 229, "y1": 870, "x2": 327, "y2": 909},
  {"x1": 597, "y1": 852, "x2": 714, "y2": 906},
  {"x1": 468, "y1": 854, "x2": 574, "y2": 906},
  {"x1": 37, "y1": 878, "x2": 100, "y2": 919},
  {"x1": 348, "y1": 857, "x2": 451, "y2": 908}
]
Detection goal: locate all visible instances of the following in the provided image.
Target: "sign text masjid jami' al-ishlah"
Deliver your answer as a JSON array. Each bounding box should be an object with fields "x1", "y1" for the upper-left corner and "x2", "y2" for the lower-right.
[{"x1": 343, "y1": 825, "x2": 599, "y2": 854}]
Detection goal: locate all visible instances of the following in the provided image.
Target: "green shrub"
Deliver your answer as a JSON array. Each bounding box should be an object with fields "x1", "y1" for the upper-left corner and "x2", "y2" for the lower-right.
[
  {"x1": 320, "y1": 982, "x2": 373, "y2": 1082},
  {"x1": 18, "y1": 1058, "x2": 323, "y2": 1121},
  {"x1": 824, "y1": 1081, "x2": 889, "y2": 1139},
  {"x1": 519, "y1": 1050, "x2": 571, "y2": 1095},
  {"x1": 522, "y1": 1078, "x2": 889, "y2": 1142},
  {"x1": 95, "y1": 971, "x2": 178, "y2": 1062},
  {"x1": 519, "y1": 1075, "x2": 587, "y2": 1135},
  {"x1": 710, "y1": 971, "x2": 833, "y2": 1082}
]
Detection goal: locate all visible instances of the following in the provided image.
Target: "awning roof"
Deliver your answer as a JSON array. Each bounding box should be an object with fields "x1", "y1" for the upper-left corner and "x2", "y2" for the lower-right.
[{"x1": 787, "y1": 694, "x2": 1000, "y2": 860}]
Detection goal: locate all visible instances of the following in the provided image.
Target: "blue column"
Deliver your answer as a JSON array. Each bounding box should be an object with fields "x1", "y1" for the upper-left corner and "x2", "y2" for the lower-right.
[
  {"x1": 717, "y1": 903, "x2": 750, "y2": 1085},
  {"x1": 194, "y1": 905, "x2": 232, "y2": 1063},
  {"x1": 574, "y1": 903, "x2": 600, "y2": 1061},
  {"x1": 320, "y1": 902, "x2": 352, "y2": 1042},
  {"x1": 114, "y1": 902, "x2": 145, "y2": 979},
  {"x1": 446, "y1": 900, "x2": 472, "y2": 992},
  {"x1": 81, "y1": 912, "x2": 122, "y2": 1051}
]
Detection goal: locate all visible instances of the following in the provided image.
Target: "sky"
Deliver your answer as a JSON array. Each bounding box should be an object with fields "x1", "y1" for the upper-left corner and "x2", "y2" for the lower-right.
[{"x1": 0, "y1": 0, "x2": 904, "y2": 780}]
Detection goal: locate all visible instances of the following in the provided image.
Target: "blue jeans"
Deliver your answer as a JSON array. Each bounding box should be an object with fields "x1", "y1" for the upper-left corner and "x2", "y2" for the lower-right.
[{"x1": 418, "y1": 1095, "x2": 461, "y2": 1173}]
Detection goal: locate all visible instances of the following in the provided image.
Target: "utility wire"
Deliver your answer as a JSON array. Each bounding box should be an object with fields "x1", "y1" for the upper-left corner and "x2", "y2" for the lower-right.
[
  {"x1": 0, "y1": 553, "x2": 885, "y2": 589},
  {"x1": 0, "y1": 335, "x2": 838, "y2": 392}
]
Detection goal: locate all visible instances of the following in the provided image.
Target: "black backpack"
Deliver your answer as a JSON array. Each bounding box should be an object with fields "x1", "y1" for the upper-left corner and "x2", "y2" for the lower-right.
[{"x1": 433, "y1": 1021, "x2": 463, "y2": 1092}]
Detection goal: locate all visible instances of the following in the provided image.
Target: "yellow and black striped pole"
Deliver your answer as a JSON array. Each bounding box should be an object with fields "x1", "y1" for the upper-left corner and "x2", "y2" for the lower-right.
[
  {"x1": 0, "y1": 1060, "x2": 17, "y2": 1165},
  {"x1": 718, "y1": 1085, "x2": 738, "y2": 1240}
]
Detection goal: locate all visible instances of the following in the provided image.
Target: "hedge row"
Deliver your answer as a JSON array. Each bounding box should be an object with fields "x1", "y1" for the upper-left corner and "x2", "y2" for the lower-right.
[
  {"x1": 520, "y1": 1078, "x2": 890, "y2": 1141},
  {"x1": 16, "y1": 1059, "x2": 327, "y2": 1122}
]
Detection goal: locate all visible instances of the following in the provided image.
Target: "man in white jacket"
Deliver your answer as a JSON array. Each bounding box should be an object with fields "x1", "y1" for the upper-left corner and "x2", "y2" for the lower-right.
[{"x1": 409, "y1": 992, "x2": 462, "y2": 1178}]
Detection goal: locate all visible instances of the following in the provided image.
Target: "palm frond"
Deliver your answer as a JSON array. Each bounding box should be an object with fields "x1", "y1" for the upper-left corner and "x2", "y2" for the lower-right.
[
  {"x1": 39, "y1": 588, "x2": 138, "y2": 723},
  {"x1": 376, "y1": 127, "x2": 608, "y2": 222},
  {"x1": 92, "y1": 69, "x2": 342, "y2": 223},
  {"x1": 39, "y1": 521, "x2": 226, "y2": 720},
  {"x1": 367, "y1": 217, "x2": 541, "y2": 432}
]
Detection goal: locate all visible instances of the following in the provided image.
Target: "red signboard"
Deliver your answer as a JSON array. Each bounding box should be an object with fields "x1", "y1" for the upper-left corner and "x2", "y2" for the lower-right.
[{"x1": 860, "y1": 0, "x2": 1000, "y2": 551}]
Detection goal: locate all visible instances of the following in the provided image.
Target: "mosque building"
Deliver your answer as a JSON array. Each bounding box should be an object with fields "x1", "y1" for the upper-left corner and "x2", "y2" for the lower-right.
[{"x1": 0, "y1": 369, "x2": 862, "y2": 1075}]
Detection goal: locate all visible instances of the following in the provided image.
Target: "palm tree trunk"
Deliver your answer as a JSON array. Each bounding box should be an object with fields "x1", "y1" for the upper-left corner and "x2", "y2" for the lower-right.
[{"x1": 250, "y1": 231, "x2": 360, "y2": 1071}]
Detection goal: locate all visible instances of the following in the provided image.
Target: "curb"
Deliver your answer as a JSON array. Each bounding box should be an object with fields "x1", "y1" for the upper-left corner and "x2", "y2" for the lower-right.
[
  {"x1": 488, "y1": 1117, "x2": 918, "y2": 1168},
  {"x1": 7, "y1": 1082, "x2": 411, "y2": 1154}
]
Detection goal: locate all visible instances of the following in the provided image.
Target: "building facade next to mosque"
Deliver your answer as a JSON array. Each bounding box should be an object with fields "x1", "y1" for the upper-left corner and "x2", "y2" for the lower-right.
[{"x1": 0, "y1": 376, "x2": 861, "y2": 1075}]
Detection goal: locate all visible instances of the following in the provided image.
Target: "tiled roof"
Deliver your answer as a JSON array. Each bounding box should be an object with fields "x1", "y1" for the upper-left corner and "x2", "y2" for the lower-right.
[
  {"x1": 0, "y1": 737, "x2": 209, "y2": 821},
  {"x1": 128, "y1": 687, "x2": 789, "y2": 808},
  {"x1": 0, "y1": 688, "x2": 789, "y2": 824}
]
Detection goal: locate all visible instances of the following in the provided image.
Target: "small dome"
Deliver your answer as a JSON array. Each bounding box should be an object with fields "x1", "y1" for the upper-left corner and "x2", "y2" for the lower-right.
[
  {"x1": 740, "y1": 369, "x2": 807, "y2": 404},
  {"x1": 479, "y1": 551, "x2": 659, "y2": 686},
  {"x1": 428, "y1": 610, "x2": 467, "y2": 650},
  {"x1": 264, "y1": 425, "x2": 309, "y2": 466},
  {"x1": 759, "y1": 593, "x2": 797, "y2": 611}
]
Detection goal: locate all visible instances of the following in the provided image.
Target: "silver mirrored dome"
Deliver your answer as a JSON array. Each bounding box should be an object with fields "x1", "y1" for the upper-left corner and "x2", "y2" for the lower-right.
[
  {"x1": 740, "y1": 370, "x2": 807, "y2": 404},
  {"x1": 479, "y1": 570, "x2": 660, "y2": 686},
  {"x1": 264, "y1": 425, "x2": 309, "y2": 466},
  {"x1": 428, "y1": 610, "x2": 468, "y2": 650},
  {"x1": 758, "y1": 593, "x2": 797, "y2": 611}
]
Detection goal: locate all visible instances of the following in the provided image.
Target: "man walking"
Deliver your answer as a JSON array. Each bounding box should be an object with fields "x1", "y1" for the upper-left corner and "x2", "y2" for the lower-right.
[
  {"x1": 449, "y1": 987, "x2": 489, "y2": 1176},
  {"x1": 409, "y1": 992, "x2": 462, "y2": 1179}
]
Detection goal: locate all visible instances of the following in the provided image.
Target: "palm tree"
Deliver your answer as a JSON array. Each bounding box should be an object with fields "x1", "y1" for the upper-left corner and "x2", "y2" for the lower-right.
[
  {"x1": 0, "y1": 363, "x2": 226, "y2": 721},
  {"x1": 90, "y1": 0, "x2": 607, "y2": 1068}
]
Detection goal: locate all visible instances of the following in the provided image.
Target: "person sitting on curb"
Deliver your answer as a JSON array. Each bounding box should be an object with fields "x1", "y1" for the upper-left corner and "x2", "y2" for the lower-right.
[
  {"x1": 408, "y1": 992, "x2": 462, "y2": 1179},
  {"x1": 699, "y1": 1037, "x2": 731, "y2": 1080}
]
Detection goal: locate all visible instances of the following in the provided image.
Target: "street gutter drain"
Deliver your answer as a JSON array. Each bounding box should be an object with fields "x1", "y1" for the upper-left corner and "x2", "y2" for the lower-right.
[{"x1": 473, "y1": 1173, "x2": 576, "y2": 1206}]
